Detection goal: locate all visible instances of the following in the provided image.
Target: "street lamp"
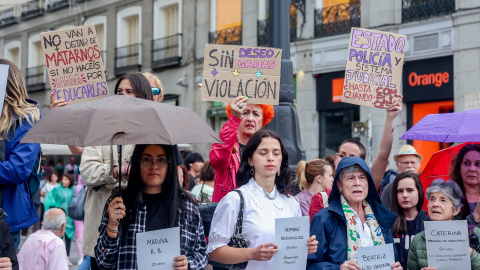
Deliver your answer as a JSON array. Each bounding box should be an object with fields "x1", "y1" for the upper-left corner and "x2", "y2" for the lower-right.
[{"x1": 265, "y1": 0, "x2": 306, "y2": 177}]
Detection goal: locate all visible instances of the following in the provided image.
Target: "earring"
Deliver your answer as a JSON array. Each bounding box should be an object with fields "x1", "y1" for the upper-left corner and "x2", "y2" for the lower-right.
[
  {"x1": 277, "y1": 171, "x2": 280, "y2": 176},
  {"x1": 250, "y1": 166, "x2": 254, "y2": 175}
]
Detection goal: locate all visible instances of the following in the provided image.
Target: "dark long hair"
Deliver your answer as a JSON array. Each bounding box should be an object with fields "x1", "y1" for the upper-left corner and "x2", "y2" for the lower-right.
[
  {"x1": 114, "y1": 72, "x2": 153, "y2": 101},
  {"x1": 122, "y1": 144, "x2": 188, "y2": 228},
  {"x1": 390, "y1": 171, "x2": 424, "y2": 236},
  {"x1": 450, "y1": 143, "x2": 480, "y2": 219},
  {"x1": 236, "y1": 130, "x2": 293, "y2": 196}
]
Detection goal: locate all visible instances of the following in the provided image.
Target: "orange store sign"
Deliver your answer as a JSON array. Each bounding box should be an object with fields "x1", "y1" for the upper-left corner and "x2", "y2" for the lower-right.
[{"x1": 408, "y1": 71, "x2": 449, "y2": 88}]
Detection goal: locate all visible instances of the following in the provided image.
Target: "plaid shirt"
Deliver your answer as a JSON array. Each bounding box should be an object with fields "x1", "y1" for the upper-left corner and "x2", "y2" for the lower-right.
[{"x1": 95, "y1": 192, "x2": 208, "y2": 270}]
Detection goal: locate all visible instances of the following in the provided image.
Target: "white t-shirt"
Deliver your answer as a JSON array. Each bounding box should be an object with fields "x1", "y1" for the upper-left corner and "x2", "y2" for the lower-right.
[
  {"x1": 208, "y1": 178, "x2": 302, "y2": 270},
  {"x1": 40, "y1": 182, "x2": 58, "y2": 203}
]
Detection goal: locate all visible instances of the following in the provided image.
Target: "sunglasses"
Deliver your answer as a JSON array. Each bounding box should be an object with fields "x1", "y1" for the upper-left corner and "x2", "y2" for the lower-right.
[{"x1": 152, "y1": 87, "x2": 161, "y2": 96}]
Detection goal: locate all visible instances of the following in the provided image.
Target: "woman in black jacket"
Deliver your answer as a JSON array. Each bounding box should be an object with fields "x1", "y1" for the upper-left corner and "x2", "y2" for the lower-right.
[
  {"x1": 0, "y1": 208, "x2": 18, "y2": 270},
  {"x1": 390, "y1": 172, "x2": 429, "y2": 269}
]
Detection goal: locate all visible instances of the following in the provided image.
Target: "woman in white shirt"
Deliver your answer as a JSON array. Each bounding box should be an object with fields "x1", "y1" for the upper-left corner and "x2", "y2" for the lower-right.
[{"x1": 208, "y1": 130, "x2": 318, "y2": 269}]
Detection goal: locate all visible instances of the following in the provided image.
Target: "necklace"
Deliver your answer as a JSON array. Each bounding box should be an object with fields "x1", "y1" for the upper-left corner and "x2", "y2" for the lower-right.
[{"x1": 263, "y1": 187, "x2": 277, "y2": 200}]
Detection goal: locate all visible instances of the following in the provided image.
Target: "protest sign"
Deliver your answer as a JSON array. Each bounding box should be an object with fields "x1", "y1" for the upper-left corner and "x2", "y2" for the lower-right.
[
  {"x1": 342, "y1": 27, "x2": 406, "y2": 108},
  {"x1": 40, "y1": 24, "x2": 108, "y2": 105},
  {"x1": 425, "y1": 220, "x2": 471, "y2": 270},
  {"x1": 0, "y1": 65, "x2": 8, "y2": 111},
  {"x1": 202, "y1": 44, "x2": 282, "y2": 105},
  {"x1": 273, "y1": 216, "x2": 309, "y2": 270},
  {"x1": 357, "y1": 243, "x2": 395, "y2": 270},
  {"x1": 136, "y1": 227, "x2": 180, "y2": 270}
]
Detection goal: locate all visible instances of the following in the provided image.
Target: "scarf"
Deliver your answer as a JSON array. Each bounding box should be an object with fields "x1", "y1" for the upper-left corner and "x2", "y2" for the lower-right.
[{"x1": 341, "y1": 195, "x2": 385, "y2": 261}]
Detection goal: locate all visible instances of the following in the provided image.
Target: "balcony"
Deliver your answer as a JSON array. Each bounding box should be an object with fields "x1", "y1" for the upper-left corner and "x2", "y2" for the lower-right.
[
  {"x1": 47, "y1": 0, "x2": 70, "y2": 12},
  {"x1": 257, "y1": 16, "x2": 298, "y2": 47},
  {"x1": 26, "y1": 65, "x2": 46, "y2": 92},
  {"x1": 209, "y1": 25, "x2": 242, "y2": 45},
  {"x1": 151, "y1": 34, "x2": 182, "y2": 70},
  {"x1": 20, "y1": 1, "x2": 44, "y2": 21},
  {"x1": 402, "y1": 0, "x2": 455, "y2": 23},
  {"x1": 314, "y1": 2, "x2": 361, "y2": 38},
  {"x1": 0, "y1": 7, "x2": 17, "y2": 27},
  {"x1": 115, "y1": 43, "x2": 142, "y2": 76}
]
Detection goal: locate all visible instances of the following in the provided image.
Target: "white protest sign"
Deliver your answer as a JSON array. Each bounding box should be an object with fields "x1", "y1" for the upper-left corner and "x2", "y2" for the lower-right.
[
  {"x1": 273, "y1": 216, "x2": 309, "y2": 270},
  {"x1": 40, "y1": 24, "x2": 109, "y2": 105},
  {"x1": 0, "y1": 65, "x2": 8, "y2": 111},
  {"x1": 136, "y1": 227, "x2": 180, "y2": 270},
  {"x1": 425, "y1": 220, "x2": 471, "y2": 270},
  {"x1": 357, "y1": 243, "x2": 395, "y2": 270},
  {"x1": 342, "y1": 27, "x2": 406, "y2": 108}
]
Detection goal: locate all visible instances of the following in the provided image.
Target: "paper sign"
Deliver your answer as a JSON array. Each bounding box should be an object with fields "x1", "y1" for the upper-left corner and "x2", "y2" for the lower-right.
[
  {"x1": 40, "y1": 24, "x2": 108, "y2": 105},
  {"x1": 425, "y1": 220, "x2": 471, "y2": 270},
  {"x1": 0, "y1": 65, "x2": 8, "y2": 111},
  {"x1": 357, "y1": 243, "x2": 395, "y2": 270},
  {"x1": 342, "y1": 27, "x2": 407, "y2": 108},
  {"x1": 202, "y1": 44, "x2": 282, "y2": 105},
  {"x1": 273, "y1": 216, "x2": 309, "y2": 269},
  {"x1": 136, "y1": 227, "x2": 180, "y2": 270}
]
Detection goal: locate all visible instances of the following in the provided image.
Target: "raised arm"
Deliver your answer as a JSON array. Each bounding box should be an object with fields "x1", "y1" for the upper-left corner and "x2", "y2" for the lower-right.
[{"x1": 371, "y1": 97, "x2": 402, "y2": 191}]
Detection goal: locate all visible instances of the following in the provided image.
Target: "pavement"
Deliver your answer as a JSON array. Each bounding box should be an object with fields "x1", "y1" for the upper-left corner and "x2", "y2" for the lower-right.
[{"x1": 19, "y1": 232, "x2": 81, "y2": 270}]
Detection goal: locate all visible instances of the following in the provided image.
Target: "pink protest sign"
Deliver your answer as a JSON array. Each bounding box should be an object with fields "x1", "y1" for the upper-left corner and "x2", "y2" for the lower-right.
[{"x1": 342, "y1": 27, "x2": 407, "y2": 108}]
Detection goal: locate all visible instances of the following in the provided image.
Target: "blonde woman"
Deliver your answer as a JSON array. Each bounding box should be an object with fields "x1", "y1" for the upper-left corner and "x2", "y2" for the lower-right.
[
  {"x1": 294, "y1": 159, "x2": 334, "y2": 217},
  {"x1": 0, "y1": 59, "x2": 41, "y2": 251},
  {"x1": 143, "y1": 72, "x2": 164, "y2": 102}
]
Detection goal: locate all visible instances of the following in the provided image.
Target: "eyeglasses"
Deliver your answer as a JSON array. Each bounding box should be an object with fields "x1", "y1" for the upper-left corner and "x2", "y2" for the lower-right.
[
  {"x1": 139, "y1": 157, "x2": 169, "y2": 169},
  {"x1": 152, "y1": 87, "x2": 161, "y2": 96}
]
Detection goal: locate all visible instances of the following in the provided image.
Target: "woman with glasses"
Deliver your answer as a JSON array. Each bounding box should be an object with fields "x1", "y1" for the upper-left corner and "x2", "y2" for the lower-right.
[
  {"x1": 143, "y1": 72, "x2": 164, "y2": 102},
  {"x1": 95, "y1": 144, "x2": 208, "y2": 270}
]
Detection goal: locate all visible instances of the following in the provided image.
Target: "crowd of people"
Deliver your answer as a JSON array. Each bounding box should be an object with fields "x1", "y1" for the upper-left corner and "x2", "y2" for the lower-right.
[{"x1": 1, "y1": 56, "x2": 480, "y2": 270}]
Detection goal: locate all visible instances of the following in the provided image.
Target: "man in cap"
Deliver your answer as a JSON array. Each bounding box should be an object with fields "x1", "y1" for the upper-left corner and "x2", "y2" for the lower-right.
[{"x1": 380, "y1": 144, "x2": 423, "y2": 208}]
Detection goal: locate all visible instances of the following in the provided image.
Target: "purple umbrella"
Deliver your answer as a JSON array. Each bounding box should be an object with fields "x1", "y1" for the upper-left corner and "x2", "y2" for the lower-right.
[{"x1": 400, "y1": 108, "x2": 480, "y2": 142}]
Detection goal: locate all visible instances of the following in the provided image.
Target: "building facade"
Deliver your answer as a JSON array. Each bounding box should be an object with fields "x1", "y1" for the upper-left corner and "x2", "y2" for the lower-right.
[{"x1": 0, "y1": 0, "x2": 479, "y2": 168}]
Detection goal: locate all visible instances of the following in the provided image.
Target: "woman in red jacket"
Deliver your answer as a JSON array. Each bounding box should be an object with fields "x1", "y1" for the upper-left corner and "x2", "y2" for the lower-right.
[{"x1": 210, "y1": 96, "x2": 274, "y2": 202}]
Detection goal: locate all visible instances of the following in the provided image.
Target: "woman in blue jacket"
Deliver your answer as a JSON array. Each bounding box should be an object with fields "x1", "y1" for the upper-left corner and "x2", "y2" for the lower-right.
[
  {"x1": 0, "y1": 59, "x2": 41, "y2": 251},
  {"x1": 308, "y1": 157, "x2": 402, "y2": 270}
]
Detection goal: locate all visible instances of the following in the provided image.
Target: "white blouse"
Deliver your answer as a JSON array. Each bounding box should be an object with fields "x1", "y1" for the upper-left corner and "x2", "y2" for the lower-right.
[{"x1": 208, "y1": 179, "x2": 302, "y2": 270}]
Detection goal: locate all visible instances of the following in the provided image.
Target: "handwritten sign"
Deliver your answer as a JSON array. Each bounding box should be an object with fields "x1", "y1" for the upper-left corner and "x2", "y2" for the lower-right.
[
  {"x1": 342, "y1": 27, "x2": 406, "y2": 108},
  {"x1": 425, "y1": 220, "x2": 471, "y2": 270},
  {"x1": 40, "y1": 24, "x2": 108, "y2": 105},
  {"x1": 202, "y1": 44, "x2": 282, "y2": 105},
  {"x1": 0, "y1": 65, "x2": 8, "y2": 111},
  {"x1": 357, "y1": 243, "x2": 395, "y2": 270},
  {"x1": 273, "y1": 216, "x2": 309, "y2": 270},
  {"x1": 136, "y1": 227, "x2": 180, "y2": 270}
]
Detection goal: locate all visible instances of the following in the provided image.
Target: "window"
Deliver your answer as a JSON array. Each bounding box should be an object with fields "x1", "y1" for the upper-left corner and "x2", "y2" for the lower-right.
[
  {"x1": 85, "y1": 16, "x2": 107, "y2": 69},
  {"x1": 27, "y1": 33, "x2": 45, "y2": 90},
  {"x1": 116, "y1": 6, "x2": 142, "y2": 74},
  {"x1": 209, "y1": 0, "x2": 242, "y2": 44},
  {"x1": 152, "y1": 0, "x2": 182, "y2": 69},
  {"x1": 4, "y1": 40, "x2": 21, "y2": 67}
]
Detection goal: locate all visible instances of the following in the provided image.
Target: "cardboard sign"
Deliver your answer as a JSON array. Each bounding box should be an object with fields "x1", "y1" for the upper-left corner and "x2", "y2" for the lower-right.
[
  {"x1": 202, "y1": 44, "x2": 282, "y2": 105},
  {"x1": 357, "y1": 243, "x2": 395, "y2": 270},
  {"x1": 425, "y1": 220, "x2": 471, "y2": 270},
  {"x1": 273, "y1": 216, "x2": 309, "y2": 269},
  {"x1": 0, "y1": 65, "x2": 8, "y2": 111},
  {"x1": 136, "y1": 227, "x2": 180, "y2": 270},
  {"x1": 40, "y1": 24, "x2": 108, "y2": 105},
  {"x1": 342, "y1": 27, "x2": 406, "y2": 108}
]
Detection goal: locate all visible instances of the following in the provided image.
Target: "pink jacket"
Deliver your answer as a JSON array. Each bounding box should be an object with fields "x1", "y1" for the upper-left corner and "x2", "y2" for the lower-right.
[{"x1": 210, "y1": 115, "x2": 242, "y2": 202}]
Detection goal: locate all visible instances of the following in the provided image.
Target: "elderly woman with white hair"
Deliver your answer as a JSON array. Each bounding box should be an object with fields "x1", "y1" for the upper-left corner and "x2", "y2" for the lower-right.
[{"x1": 407, "y1": 179, "x2": 480, "y2": 270}]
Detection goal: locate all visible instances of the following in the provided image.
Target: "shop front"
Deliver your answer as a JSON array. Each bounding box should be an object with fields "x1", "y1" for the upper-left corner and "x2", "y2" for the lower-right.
[
  {"x1": 403, "y1": 55, "x2": 454, "y2": 171},
  {"x1": 316, "y1": 71, "x2": 360, "y2": 158}
]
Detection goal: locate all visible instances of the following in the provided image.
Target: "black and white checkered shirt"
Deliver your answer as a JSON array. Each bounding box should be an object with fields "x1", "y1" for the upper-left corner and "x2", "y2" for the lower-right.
[{"x1": 95, "y1": 192, "x2": 208, "y2": 270}]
